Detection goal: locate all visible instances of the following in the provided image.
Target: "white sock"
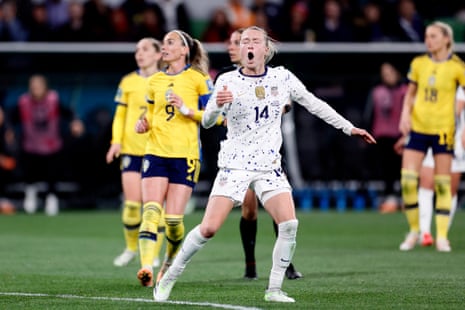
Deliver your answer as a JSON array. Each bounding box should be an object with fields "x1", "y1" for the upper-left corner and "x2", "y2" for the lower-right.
[
  {"x1": 418, "y1": 187, "x2": 434, "y2": 235},
  {"x1": 170, "y1": 225, "x2": 209, "y2": 276},
  {"x1": 448, "y1": 195, "x2": 457, "y2": 231},
  {"x1": 268, "y1": 219, "x2": 298, "y2": 291}
]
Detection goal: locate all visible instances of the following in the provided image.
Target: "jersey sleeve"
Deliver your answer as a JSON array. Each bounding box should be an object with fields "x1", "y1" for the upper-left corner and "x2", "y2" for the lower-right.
[
  {"x1": 406, "y1": 57, "x2": 420, "y2": 84},
  {"x1": 192, "y1": 74, "x2": 214, "y2": 123},
  {"x1": 111, "y1": 80, "x2": 127, "y2": 144},
  {"x1": 202, "y1": 74, "x2": 226, "y2": 129}
]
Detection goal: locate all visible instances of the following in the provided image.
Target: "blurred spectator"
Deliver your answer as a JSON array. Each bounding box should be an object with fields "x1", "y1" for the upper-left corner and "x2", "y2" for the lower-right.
[
  {"x1": 131, "y1": 5, "x2": 166, "y2": 41},
  {"x1": 0, "y1": 104, "x2": 16, "y2": 213},
  {"x1": 120, "y1": 0, "x2": 145, "y2": 25},
  {"x1": 83, "y1": 0, "x2": 114, "y2": 41},
  {"x1": 254, "y1": 9, "x2": 279, "y2": 40},
  {"x1": 110, "y1": 7, "x2": 132, "y2": 41},
  {"x1": 0, "y1": 0, "x2": 28, "y2": 41},
  {"x1": 226, "y1": 0, "x2": 255, "y2": 29},
  {"x1": 55, "y1": 1, "x2": 91, "y2": 42},
  {"x1": 388, "y1": 0, "x2": 425, "y2": 42},
  {"x1": 45, "y1": 0, "x2": 70, "y2": 30},
  {"x1": 250, "y1": 0, "x2": 282, "y2": 38},
  {"x1": 353, "y1": 1, "x2": 391, "y2": 42},
  {"x1": 153, "y1": 0, "x2": 191, "y2": 33},
  {"x1": 280, "y1": 0, "x2": 315, "y2": 42},
  {"x1": 363, "y1": 62, "x2": 407, "y2": 210},
  {"x1": 455, "y1": 4, "x2": 465, "y2": 23},
  {"x1": 314, "y1": 0, "x2": 354, "y2": 42},
  {"x1": 28, "y1": 3, "x2": 55, "y2": 42},
  {"x1": 7, "y1": 74, "x2": 85, "y2": 216},
  {"x1": 201, "y1": 7, "x2": 233, "y2": 43}
]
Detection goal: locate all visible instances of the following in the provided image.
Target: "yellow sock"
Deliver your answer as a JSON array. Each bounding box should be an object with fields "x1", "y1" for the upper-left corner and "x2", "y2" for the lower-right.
[
  {"x1": 401, "y1": 169, "x2": 419, "y2": 232},
  {"x1": 153, "y1": 209, "x2": 166, "y2": 259},
  {"x1": 164, "y1": 214, "x2": 184, "y2": 260},
  {"x1": 434, "y1": 174, "x2": 451, "y2": 239},
  {"x1": 139, "y1": 202, "x2": 163, "y2": 267},
  {"x1": 122, "y1": 200, "x2": 141, "y2": 252}
]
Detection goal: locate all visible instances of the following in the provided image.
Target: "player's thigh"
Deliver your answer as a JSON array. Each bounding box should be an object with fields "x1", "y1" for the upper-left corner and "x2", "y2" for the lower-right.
[
  {"x1": 263, "y1": 191, "x2": 296, "y2": 224},
  {"x1": 165, "y1": 183, "x2": 193, "y2": 215},
  {"x1": 142, "y1": 176, "x2": 169, "y2": 204},
  {"x1": 200, "y1": 195, "x2": 235, "y2": 237},
  {"x1": 121, "y1": 171, "x2": 142, "y2": 201}
]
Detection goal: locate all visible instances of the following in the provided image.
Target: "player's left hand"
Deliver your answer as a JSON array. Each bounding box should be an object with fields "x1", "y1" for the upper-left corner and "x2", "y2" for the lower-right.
[{"x1": 351, "y1": 127, "x2": 376, "y2": 144}]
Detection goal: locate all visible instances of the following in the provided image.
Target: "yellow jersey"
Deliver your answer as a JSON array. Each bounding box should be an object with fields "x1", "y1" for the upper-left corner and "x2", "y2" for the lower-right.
[
  {"x1": 408, "y1": 53, "x2": 465, "y2": 136},
  {"x1": 145, "y1": 66, "x2": 213, "y2": 159},
  {"x1": 112, "y1": 70, "x2": 152, "y2": 156}
]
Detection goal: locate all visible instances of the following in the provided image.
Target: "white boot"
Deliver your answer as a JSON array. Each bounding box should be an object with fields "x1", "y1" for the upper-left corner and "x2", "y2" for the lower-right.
[
  {"x1": 45, "y1": 193, "x2": 59, "y2": 216},
  {"x1": 23, "y1": 184, "x2": 38, "y2": 214}
]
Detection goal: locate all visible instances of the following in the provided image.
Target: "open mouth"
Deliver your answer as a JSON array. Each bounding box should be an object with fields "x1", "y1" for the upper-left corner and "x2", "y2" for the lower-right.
[{"x1": 247, "y1": 52, "x2": 254, "y2": 60}]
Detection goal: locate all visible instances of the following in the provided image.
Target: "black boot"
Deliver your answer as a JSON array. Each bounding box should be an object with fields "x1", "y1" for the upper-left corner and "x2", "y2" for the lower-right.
[{"x1": 285, "y1": 263, "x2": 303, "y2": 280}]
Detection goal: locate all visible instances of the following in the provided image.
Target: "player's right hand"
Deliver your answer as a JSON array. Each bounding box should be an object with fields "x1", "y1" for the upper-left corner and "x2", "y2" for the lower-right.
[
  {"x1": 216, "y1": 85, "x2": 233, "y2": 107},
  {"x1": 106, "y1": 144, "x2": 121, "y2": 164},
  {"x1": 135, "y1": 117, "x2": 149, "y2": 133}
]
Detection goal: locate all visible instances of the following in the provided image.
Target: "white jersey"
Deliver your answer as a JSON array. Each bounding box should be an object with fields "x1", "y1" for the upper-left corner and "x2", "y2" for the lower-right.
[
  {"x1": 203, "y1": 66, "x2": 354, "y2": 171},
  {"x1": 423, "y1": 86, "x2": 465, "y2": 172}
]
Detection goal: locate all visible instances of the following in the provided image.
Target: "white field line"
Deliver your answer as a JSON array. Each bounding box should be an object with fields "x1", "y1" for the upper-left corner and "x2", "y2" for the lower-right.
[{"x1": 0, "y1": 292, "x2": 263, "y2": 310}]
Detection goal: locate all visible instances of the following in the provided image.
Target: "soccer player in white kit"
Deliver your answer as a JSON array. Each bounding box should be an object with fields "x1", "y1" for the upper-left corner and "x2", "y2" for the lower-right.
[
  {"x1": 154, "y1": 26, "x2": 376, "y2": 303},
  {"x1": 418, "y1": 86, "x2": 465, "y2": 248}
]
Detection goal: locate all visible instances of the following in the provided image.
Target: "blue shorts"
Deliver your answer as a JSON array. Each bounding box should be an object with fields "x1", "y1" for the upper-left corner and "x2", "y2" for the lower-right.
[
  {"x1": 141, "y1": 154, "x2": 200, "y2": 188},
  {"x1": 120, "y1": 154, "x2": 143, "y2": 173},
  {"x1": 405, "y1": 131, "x2": 454, "y2": 155}
]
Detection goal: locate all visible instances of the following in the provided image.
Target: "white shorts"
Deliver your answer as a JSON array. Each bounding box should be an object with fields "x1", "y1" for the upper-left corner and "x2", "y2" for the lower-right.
[
  {"x1": 210, "y1": 168, "x2": 292, "y2": 207},
  {"x1": 423, "y1": 148, "x2": 465, "y2": 172}
]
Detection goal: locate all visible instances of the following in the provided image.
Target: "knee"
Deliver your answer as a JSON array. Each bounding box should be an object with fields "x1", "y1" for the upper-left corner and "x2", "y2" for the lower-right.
[
  {"x1": 401, "y1": 169, "x2": 418, "y2": 205},
  {"x1": 122, "y1": 200, "x2": 141, "y2": 227},
  {"x1": 278, "y1": 219, "x2": 298, "y2": 239},
  {"x1": 199, "y1": 223, "x2": 219, "y2": 238},
  {"x1": 164, "y1": 214, "x2": 184, "y2": 240}
]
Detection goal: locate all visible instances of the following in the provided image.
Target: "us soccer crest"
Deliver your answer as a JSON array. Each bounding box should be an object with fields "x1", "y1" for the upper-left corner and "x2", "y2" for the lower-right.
[
  {"x1": 271, "y1": 86, "x2": 278, "y2": 96},
  {"x1": 255, "y1": 86, "x2": 265, "y2": 99}
]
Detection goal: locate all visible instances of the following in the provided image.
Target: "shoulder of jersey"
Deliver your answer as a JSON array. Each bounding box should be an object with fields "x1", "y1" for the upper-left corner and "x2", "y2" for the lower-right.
[{"x1": 189, "y1": 67, "x2": 210, "y2": 78}]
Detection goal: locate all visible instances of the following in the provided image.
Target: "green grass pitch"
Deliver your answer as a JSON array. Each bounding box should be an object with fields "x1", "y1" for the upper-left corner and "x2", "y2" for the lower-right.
[{"x1": 0, "y1": 208, "x2": 464, "y2": 309}]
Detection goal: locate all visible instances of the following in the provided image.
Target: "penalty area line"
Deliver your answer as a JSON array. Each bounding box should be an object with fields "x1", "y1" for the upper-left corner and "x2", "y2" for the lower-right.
[{"x1": 0, "y1": 292, "x2": 263, "y2": 310}]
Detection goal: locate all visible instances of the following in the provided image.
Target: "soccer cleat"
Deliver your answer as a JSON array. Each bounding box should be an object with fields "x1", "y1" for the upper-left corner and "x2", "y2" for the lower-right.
[
  {"x1": 399, "y1": 232, "x2": 419, "y2": 251},
  {"x1": 420, "y1": 232, "x2": 434, "y2": 247},
  {"x1": 244, "y1": 264, "x2": 257, "y2": 280},
  {"x1": 113, "y1": 249, "x2": 136, "y2": 267},
  {"x1": 436, "y1": 238, "x2": 451, "y2": 252},
  {"x1": 153, "y1": 268, "x2": 178, "y2": 302},
  {"x1": 264, "y1": 289, "x2": 295, "y2": 303},
  {"x1": 137, "y1": 267, "x2": 154, "y2": 287},
  {"x1": 156, "y1": 261, "x2": 171, "y2": 284},
  {"x1": 285, "y1": 264, "x2": 303, "y2": 280},
  {"x1": 44, "y1": 193, "x2": 59, "y2": 216}
]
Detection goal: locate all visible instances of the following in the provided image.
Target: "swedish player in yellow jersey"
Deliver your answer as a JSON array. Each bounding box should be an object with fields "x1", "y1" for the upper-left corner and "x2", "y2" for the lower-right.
[
  {"x1": 135, "y1": 30, "x2": 214, "y2": 287},
  {"x1": 398, "y1": 21, "x2": 465, "y2": 252},
  {"x1": 106, "y1": 38, "x2": 166, "y2": 268}
]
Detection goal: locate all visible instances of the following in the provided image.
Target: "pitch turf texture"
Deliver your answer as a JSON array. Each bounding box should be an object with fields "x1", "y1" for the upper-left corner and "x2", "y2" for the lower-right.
[{"x1": 1, "y1": 209, "x2": 464, "y2": 309}]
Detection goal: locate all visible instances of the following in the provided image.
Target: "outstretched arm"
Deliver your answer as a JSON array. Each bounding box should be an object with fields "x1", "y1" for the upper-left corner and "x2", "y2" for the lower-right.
[{"x1": 350, "y1": 127, "x2": 377, "y2": 144}]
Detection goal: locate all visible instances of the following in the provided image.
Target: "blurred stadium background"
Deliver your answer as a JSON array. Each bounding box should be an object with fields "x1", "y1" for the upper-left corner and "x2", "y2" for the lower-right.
[{"x1": 1, "y1": 0, "x2": 465, "y2": 212}]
